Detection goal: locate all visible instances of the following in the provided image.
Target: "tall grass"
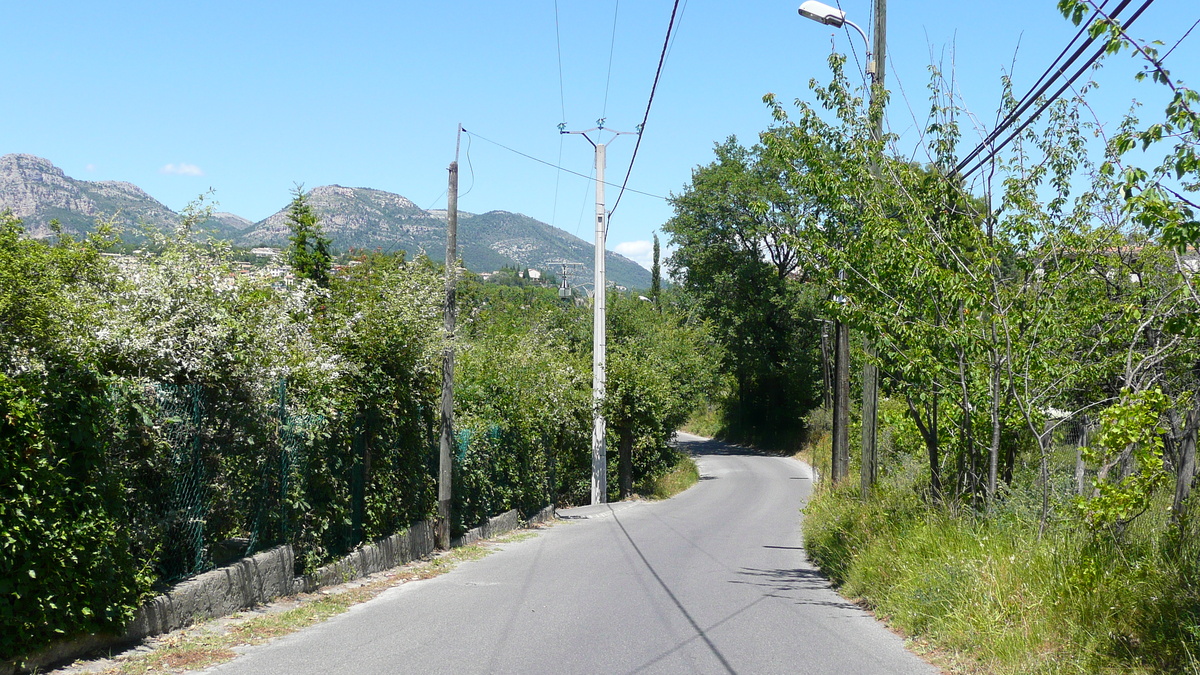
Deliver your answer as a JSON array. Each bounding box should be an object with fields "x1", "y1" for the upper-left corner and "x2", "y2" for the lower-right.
[
  {"x1": 803, "y1": 475, "x2": 1200, "y2": 673},
  {"x1": 639, "y1": 452, "x2": 700, "y2": 500}
]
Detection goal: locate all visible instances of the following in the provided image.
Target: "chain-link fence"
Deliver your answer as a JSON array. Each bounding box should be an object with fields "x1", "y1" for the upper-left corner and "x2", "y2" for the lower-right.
[{"x1": 117, "y1": 378, "x2": 438, "y2": 585}]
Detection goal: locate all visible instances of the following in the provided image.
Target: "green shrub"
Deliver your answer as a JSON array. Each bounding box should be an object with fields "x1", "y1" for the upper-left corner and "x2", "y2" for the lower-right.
[{"x1": 0, "y1": 370, "x2": 153, "y2": 661}]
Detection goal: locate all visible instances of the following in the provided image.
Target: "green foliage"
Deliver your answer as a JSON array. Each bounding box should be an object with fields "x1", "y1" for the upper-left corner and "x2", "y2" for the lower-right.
[
  {"x1": 664, "y1": 138, "x2": 822, "y2": 448},
  {"x1": 286, "y1": 187, "x2": 332, "y2": 289},
  {"x1": 0, "y1": 215, "x2": 152, "y2": 660},
  {"x1": 453, "y1": 279, "x2": 591, "y2": 516},
  {"x1": 2, "y1": 188, "x2": 706, "y2": 661},
  {"x1": 804, "y1": 468, "x2": 1200, "y2": 674},
  {"x1": 606, "y1": 295, "x2": 717, "y2": 496},
  {"x1": 0, "y1": 369, "x2": 154, "y2": 661},
  {"x1": 1078, "y1": 389, "x2": 1172, "y2": 529},
  {"x1": 650, "y1": 233, "x2": 662, "y2": 308}
]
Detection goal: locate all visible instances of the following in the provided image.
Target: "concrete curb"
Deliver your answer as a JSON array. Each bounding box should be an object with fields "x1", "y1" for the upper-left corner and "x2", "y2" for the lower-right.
[
  {"x1": 451, "y1": 504, "x2": 556, "y2": 548},
  {"x1": 4, "y1": 505, "x2": 557, "y2": 675},
  {"x1": 555, "y1": 501, "x2": 641, "y2": 520},
  {"x1": 128, "y1": 545, "x2": 295, "y2": 640}
]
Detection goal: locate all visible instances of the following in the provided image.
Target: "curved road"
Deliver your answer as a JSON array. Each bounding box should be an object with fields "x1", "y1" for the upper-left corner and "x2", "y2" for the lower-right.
[{"x1": 210, "y1": 433, "x2": 938, "y2": 674}]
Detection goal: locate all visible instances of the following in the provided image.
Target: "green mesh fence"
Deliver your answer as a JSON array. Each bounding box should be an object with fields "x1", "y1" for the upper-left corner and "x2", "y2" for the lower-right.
[
  {"x1": 121, "y1": 377, "x2": 554, "y2": 586},
  {"x1": 152, "y1": 383, "x2": 208, "y2": 583}
]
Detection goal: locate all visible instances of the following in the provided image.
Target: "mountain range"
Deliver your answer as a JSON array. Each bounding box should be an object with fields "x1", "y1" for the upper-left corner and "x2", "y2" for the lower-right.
[{"x1": 0, "y1": 154, "x2": 651, "y2": 289}]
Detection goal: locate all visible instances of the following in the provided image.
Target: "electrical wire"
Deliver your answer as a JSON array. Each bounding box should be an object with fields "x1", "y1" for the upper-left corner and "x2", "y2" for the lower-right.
[
  {"x1": 955, "y1": 0, "x2": 1128, "y2": 175},
  {"x1": 552, "y1": 1, "x2": 568, "y2": 233},
  {"x1": 833, "y1": 0, "x2": 869, "y2": 91},
  {"x1": 959, "y1": 0, "x2": 1155, "y2": 180},
  {"x1": 461, "y1": 128, "x2": 666, "y2": 199},
  {"x1": 554, "y1": 0, "x2": 567, "y2": 123},
  {"x1": 662, "y1": 0, "x2": 689, "y2": 66},
  {"x1": 460, "y1": 132, "x2": 475, "y2": 199},
  {"x1": 602, "y1": 0, "x2": 620, "y2": 118},
  {"x1": 607, "y1": 0, "x2": 682, "y2": 224}
]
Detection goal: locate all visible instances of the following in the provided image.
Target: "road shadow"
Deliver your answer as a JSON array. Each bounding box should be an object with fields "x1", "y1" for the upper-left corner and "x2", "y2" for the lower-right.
[
  {"x1": 672, "y1": 435, "x2": 781, "y2": 457},
  {"x1": 730, "y1": 566, "x2": 860, "y2": 611}
]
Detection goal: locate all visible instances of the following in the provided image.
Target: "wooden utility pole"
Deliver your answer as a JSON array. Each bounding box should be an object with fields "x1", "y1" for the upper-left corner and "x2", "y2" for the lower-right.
[
  {"x1": 861, "y1": 0, "x2": 886, "y2": 499},
  {"x1": 832, "y1": 312, "x2": 850, "y2": 482},
  {"x1": 437, "y1": 125, "x2": 462, "y2": 549}
]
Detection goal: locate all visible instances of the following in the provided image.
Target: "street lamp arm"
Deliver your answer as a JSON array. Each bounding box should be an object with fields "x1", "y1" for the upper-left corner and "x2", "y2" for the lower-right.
[{"x1": 842, "y1": 19, "x2": 870, "y2": 54}]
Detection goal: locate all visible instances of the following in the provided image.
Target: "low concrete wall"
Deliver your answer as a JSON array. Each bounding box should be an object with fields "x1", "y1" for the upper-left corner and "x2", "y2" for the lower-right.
[
  {"x1": 7, "y1": 545, "x2": 295, "y2": 675},
  {"x1": 298, "y1": 520, "x2": 436, "y2": 593},
  {"x1": 453, "y1": 504, "x2": 557, "y2": 547},
  {"x1": 127, "y1": 545, "x2": 295, "y2": 640},
  {"x1": 453, "y1": 509, "x2": 520, "y2": 547},
  {"x1": 5, "y1": 507, "x2": 556, "y2": 675}
]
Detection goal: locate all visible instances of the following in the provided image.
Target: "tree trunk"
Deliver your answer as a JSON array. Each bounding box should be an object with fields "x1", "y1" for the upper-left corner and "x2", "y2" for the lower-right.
[
  {"x1": 820, "y1": 322, "x2": 833, "y2": 411},
  {"x1": 1038, "y1": 424, "x2": 1052, "y2": 536},
  {"x1": 1075, "y1": 421, "x2": 1090, "y2": 497},
  {"x1": 956, "y1": 347, "x2": 977, "y2": 503},
  {"x1": 619, "y1": 424, "x2": 634, "y2": 500},
  {"x1": 988, "y1": 349, "x2": 1002, "y2": 501},
  {"x1": 907, "y1": 392, "x2": 942, "y2": 502},
  {"x1": 1173, "y1": 404, "x2": 1200, "y2": 525},
  {"x1": 831, "y1": 319, "x2": 851, "y2": 482}
]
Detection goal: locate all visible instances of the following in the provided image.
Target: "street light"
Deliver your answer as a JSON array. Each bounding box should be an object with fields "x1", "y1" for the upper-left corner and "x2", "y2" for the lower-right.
[
  {"x1": 797, "y1": 1, "x2": 874, "y2": 78},
  {"x1": 796, "y1": 0, "x2": 887, "y2": 495}
]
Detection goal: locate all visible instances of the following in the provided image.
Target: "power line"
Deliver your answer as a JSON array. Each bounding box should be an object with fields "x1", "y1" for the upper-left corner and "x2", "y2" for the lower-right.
[
  {"x1": 662, "y1": 0, "x2": 689, "y2": 66},
  {"x1": 461, "y1": 128, "x2": 666, "y2": 200},
  {"x1": 607, "y1": 0, "x2": 682, "y2": 223},
  {"x1": 955, "y1": 0, "x2": 1129, "y2": 175},
  {"x1": 553, "y1": 0, "x2": 567, "y2": 123},
  {"x1": 602, "y1": 0, "x2": 620, "y2": 118},
  {"x1": 959, "y1": 0, "x2": 1155, "y2": 180},
  {"x1": 552, "y1": 1, "x2": 568, "y2": 234}
]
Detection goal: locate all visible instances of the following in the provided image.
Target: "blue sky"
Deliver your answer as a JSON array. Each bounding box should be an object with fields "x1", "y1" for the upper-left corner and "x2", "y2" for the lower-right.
[{"x1": 3, "y1": 1, "x2": 1196, "y2": 269}]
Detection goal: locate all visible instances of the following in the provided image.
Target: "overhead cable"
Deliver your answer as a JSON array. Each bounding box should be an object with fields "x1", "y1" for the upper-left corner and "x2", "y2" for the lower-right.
[
  {"x1": 607, "y1": 0, "x2": 683, "y2": 223},
  {"x1": 954, "y1": 0, "x2": 1129, "y2": 175},
  {"x1": 461, "y1": 128, "x2": 666, "y2": 200},
  {"x1": 959, "y1": 0, "x2": 1155, "y2": 180}
]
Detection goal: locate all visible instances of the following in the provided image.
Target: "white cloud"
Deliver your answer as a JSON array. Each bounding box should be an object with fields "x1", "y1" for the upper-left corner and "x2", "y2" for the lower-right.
[
  {"x1": 614, "y1": 240, "x2": 654, "y2": 270},
  {"x1": 84, "y1": 163, "x2": 97, "y2": 172},
  {"x1": 159, "y1": 162, "x2": 204, "y2": 176}
]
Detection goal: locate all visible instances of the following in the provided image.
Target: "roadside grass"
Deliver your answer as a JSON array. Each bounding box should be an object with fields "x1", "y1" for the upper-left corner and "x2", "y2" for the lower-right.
[
  {"x1": 681, "y1": 404, "x2": 724, "y2": 439},
  {"x1": 803, "y1": 474, "x2": 1200, "y2": 674},
  {"x1": 641, "y1": 453, "x2": 700, "y2": 500},
  {"x1": 97, "y1": 538, "x2": 517, "y2": 674}
]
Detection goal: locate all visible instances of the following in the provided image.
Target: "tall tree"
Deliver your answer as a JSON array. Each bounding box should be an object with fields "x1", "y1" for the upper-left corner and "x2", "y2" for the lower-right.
[
  {"x1": 286, "y1": 186, "x2": 332, "y2": 288},
  {"x1": 650, "y1": 233, "x2": 662, "y2": 309},
  {"x1": 664, "y1": 137, "x2": 822, "y2": 447}
]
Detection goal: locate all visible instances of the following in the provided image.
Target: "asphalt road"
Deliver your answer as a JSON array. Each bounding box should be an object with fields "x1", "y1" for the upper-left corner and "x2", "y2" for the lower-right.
[{"x1": 208, "y1": 433, "x2": 939, "y2": 675}]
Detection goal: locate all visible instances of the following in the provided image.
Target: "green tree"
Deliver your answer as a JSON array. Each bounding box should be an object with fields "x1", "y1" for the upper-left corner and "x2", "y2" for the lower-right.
[
  {"x1": 650, "y1": 233, "x2": 662, "y2": 309},
  {"x1": 664, "y1": 137, "x2": 822, "y2": 448},
  {"x1": 286, "y1": 186, "x2": 332, "y2": 288},
  {"x1": 605, "y1": 294, "x2": 715, "y2": 498}
]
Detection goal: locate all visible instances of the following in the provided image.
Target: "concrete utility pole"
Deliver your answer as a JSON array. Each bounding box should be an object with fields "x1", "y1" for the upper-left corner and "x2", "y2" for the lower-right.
[
  {"x1": 436, "y1": 125, "x2": 462, "y2": 549},
  {"x1": 562, "y1": 122, "x2": 636, "y2": 505},
  {"x1": 861, "y1": 0, "x2": 886, "y2": 499}
]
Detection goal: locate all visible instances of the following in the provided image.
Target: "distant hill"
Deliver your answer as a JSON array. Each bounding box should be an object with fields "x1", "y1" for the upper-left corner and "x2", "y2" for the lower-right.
[
  {"x1": 0, "y1": 154, "x2": 652, "y2": 289},
  {"x1": 0, "y1": 154, "x2": 176, "y2": 237}
]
